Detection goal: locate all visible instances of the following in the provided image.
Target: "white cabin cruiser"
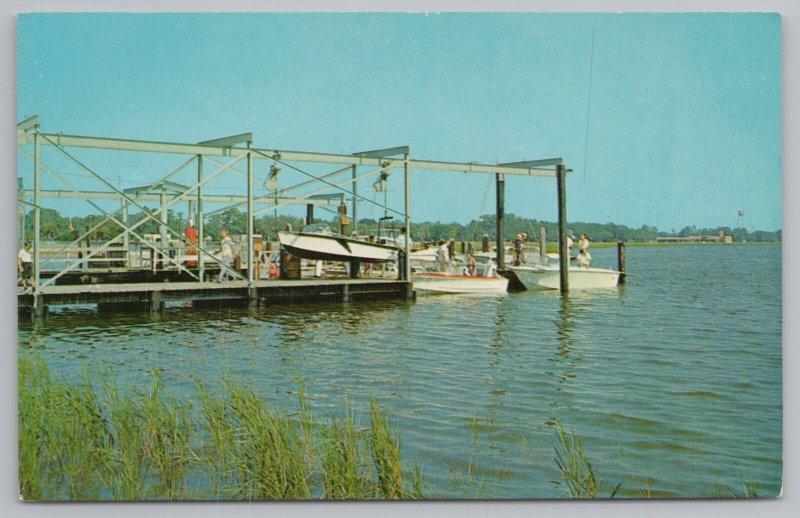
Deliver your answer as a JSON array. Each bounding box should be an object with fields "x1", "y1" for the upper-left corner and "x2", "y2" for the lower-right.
[{"x1": 278, "y1": 224, "x2": 398, "y2": 263}]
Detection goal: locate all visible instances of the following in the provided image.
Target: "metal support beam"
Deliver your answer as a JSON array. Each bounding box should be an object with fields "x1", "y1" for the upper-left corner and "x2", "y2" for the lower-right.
[
  {"x1": 353, "y1": 146, "x2": 410, "y2": 158},
  {"x1": 19, "y1": 131, "x2": 559, "y2": 177},
  {"x1": 17, "y1": 115, "x2": 40, "y2": 132},
  {"x1": 495, "y1": 173, "x2": 505, "y2": 270},
  {"x1": 351, "y1": 165, "x2": 358, "y2": 234},
  {"x1": 33, "y1": 131, "x2": 40, "y2": 291},
  {"x1": 252, "y1": 164, "x2": 394, "y2": 218},
  {"x1": 121, "y1": 200, "x2": 129, "y2": 267},
  {"x1": 556, "y1": 164, "x2": 569, "y2": 293},
  {"x1": 197, "y1": 155, "x2": 204, "y2": 281},
  {"x1": 36, "y1": 134, "x2": 242, "y2": 283},
  {"x1": 17, "y1": 177, "x2": 25, "y2": 249},
  {"x1": 247, "y1": 141, "x2": 254, "y2": 284},
  {"x1": 403, "y1": 151, "x2": 411, "y2": 282},
  {"x1": 500, "y1": 158, "x2": 563, "y2": 168},
  {"x1": 198, "y1": 133, "x2": 253, "y2": 147},
  {"x1": 160, "y1": 192, "x2": 168, "y2": 267}
]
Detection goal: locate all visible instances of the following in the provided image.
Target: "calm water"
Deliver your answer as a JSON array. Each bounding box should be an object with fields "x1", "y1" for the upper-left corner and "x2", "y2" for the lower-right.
[{"x1": 18, "y1": 244, "x2": 783, "y2": 498}]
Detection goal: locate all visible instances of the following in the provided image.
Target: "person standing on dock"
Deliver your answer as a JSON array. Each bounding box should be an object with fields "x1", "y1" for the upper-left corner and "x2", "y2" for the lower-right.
[
  {"x1": 578, "y1": 233, "x2": 591, "y2": 254},
  {"x1": 437, "y1": 239, "x2": 450, "y2": 273},
  {"x1": 577, "y1": 248, "x2": 592, "y2": 268},
  {"x1": 466, "y1": 246, "x2": 477, "y2": 276},
  {"x1": 18, "y1": 241, "x2": 34, "y2": 289},
  {"x1": 520, "y1": 232, "x2": 528, "y2": 264},
  {"x1": 217, "y1": 228, "x2": 235, "y2": 281},
  {"x1": 513, "y1": 234, "x2": 523, "y2": 266},
  {"x1": 185, "y1": 219, "x2": 198, "y2": 267}
]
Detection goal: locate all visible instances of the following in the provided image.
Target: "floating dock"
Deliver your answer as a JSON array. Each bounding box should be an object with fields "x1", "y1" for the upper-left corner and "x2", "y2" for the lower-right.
[{"x1": 18, "y1": 278, "x2": 412, "y2": 317}]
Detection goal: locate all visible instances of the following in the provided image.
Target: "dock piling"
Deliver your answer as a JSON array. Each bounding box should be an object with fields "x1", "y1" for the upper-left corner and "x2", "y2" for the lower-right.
[
  {"x1": 149, "y1": 291, "x2": 164, "y2": 313},
  {"x1": 617, "y1": 242, "x2": 627, "y2": 284},
  {"x1": 495, "y1": 173, "x2": 505, "y2": 269},
  {"x1": 33, "y1": 295, "x2": 46, "y2": 319},
  {"x1": 556, "y1": 164, "x2": 569, "y2": 293},
  {"x1": 539, "y1": 226, "x2": 547, "y2": 265}
]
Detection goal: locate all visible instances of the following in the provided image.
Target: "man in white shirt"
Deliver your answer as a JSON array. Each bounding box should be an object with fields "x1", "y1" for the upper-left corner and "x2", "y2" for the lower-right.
[
  {"x1": 18, "y1": 241, "x2": 34, "y2": 288},
  {"x1": 217, "y1": 229, "x2": 236, "y2": 281}
]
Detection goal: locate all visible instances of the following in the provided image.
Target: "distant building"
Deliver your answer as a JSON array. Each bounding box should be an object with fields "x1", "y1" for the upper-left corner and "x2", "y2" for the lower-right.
[{"x1": 656, "y1": 230, "x2": 733, "y2": 243}]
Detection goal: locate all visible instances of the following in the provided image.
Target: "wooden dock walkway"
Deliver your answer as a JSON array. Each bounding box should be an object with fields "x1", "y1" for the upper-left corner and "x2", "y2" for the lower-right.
[{"x1": 18, "y1": 278, "x2": 413, "y2": 317}]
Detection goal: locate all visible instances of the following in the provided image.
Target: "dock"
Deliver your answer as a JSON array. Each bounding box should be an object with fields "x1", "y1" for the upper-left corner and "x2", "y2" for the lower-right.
[
  {"x1": 17, "y1": 115, "x2": 576, "y2": 316},
  {"x1": 18, "y1": 278, "x2": 412, "y2": 316}
]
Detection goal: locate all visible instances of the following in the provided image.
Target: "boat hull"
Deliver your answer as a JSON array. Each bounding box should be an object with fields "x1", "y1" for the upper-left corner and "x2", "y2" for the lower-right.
[
  {"x1": 508, "y1": 265, "x2": 620, "y2": 291},
  {"x1": 412, "y1": 273, "x2": 509, "y2": 294},
  {"x1": 278, "y1": 232, "x2": 397, "y2": 263}
]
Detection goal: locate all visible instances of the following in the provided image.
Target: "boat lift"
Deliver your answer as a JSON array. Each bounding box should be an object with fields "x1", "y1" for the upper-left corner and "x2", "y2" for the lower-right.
[{"x1": 17, "y1": 115, "x2": 573, "y2": 316}]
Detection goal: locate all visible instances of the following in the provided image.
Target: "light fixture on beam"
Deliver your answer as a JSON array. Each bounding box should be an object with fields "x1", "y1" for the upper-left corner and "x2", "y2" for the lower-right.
[{"x1": 264, "y1": 164, "x2": 281, "y2": 190}]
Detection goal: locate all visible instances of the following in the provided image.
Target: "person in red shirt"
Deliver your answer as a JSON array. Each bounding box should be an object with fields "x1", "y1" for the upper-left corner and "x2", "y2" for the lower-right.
[{"x1": 185, "y1": 219, "x2": 198, "y2": 267}]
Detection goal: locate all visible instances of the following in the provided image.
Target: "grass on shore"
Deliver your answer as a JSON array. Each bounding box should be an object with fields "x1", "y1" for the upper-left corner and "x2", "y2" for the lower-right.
[{"x1": 19, "y1": 355, "x2": 420, "y2": 501}]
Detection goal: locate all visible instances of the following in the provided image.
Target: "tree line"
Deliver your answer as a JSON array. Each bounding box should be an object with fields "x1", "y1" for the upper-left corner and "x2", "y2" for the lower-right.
[{"x1": 21, "y1": 208, "x2": 781, "y2": 244}]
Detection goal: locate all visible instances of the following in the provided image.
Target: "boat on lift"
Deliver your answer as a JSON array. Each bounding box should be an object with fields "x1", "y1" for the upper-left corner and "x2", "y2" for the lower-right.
[{"x1": 278, "y1": 224, "x2": 398, "y2": 263}]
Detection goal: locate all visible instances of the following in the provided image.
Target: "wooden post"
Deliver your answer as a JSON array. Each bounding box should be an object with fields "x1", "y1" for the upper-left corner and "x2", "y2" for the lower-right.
[
  {"x1": 495, "y1": 173, "x2": 505, "y2": 269},
  {"x1": 306, "y1": 203, "x2": 314, "y2": 226},
  {"x1": 150, "y1": 291, "x2": 163, "y2": 313},
  {"x1": 539, "y1": 225, "x2": 547, "y2": 265},
  {"x1": 556, "y1": 164, "x2": 569, "y2": 293},
  {"x1": 248, "y1": 287, "x2": 259, "y2": 307},
  {"x1": 481, "y1": 234, "x2": 489, "y2": 252},
  {"x1": 617, "y1": 241, "x2": 627, "y2": 284},
  {"x1": 33, "y1": 295, "x2": 46, "y2": 319}
]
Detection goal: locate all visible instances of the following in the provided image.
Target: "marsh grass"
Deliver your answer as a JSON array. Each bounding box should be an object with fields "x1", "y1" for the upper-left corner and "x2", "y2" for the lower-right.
[
  {"x1": 21, "y1": 356, "x2": 756, "y2": 500},
  {"x1": 18, "y1": 355, "x2": 422, "y2": 501},
  {"x1": 553, "y1": 424, "x2": 621, "y2": 498}
]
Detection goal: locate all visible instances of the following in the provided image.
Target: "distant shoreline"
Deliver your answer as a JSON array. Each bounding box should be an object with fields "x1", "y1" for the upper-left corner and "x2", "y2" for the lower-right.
[{"x1": 586, "y1": 241, "x2": 781, "y2": 249}]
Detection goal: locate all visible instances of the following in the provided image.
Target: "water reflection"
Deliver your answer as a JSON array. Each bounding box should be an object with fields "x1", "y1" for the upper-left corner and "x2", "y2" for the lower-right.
[{"x1": 555, "y1": 295, "x2": 575, "y2": 360}]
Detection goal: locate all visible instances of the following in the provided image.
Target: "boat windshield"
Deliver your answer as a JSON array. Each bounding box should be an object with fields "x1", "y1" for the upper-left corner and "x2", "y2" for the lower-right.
[{"x1": 301, "y1": 223, "x2": 333, "y2": 235}]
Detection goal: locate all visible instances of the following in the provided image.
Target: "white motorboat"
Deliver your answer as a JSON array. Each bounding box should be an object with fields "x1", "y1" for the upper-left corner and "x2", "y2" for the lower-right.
[
  {"x1": 508, "y1": 264, "x2": 620, "y2": 291},
  {"x1": 278, "y1": 224, "x2": 398, "y2": 263},
  {"x1": 412, "y1": 272, "x2": 509, "y2": 294}
]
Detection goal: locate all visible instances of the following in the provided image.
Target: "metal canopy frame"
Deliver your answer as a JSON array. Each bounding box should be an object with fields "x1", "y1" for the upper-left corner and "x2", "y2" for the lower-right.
[{"x1": 17, "y1": 117, "x2": 570, "y2": 299}]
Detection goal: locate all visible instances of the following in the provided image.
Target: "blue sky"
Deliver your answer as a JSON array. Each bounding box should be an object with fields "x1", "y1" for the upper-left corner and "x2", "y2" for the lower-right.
[{"x1": 17, "y1": 12, "x2": 782, "y2": 231}]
